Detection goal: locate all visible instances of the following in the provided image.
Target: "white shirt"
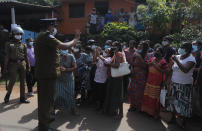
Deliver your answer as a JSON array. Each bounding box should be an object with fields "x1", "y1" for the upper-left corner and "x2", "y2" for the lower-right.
[
  {"x1": 90, "y1": 14, "x2": 97, "y2": 24},
  {"x1": 94, "y1": 57, "x2": 111, "y2": 83},
  {"x1": 172, "y1": 55, "x2": 196, "y2": 84}
]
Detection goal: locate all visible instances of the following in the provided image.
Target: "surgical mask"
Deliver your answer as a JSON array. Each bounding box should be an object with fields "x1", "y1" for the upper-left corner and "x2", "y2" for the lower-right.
[
  {"x1": 29, "y1": 42, "x2": 33, "y2": 46},
  {"x1": 14, "y1": 35, "x2": 22, "y2": 40},
  {"x1": 53, "y1": 28, "x2": 57, "y2": 36},
  {"x1": 162, "y1": 41, "x2": 169, "y2": 46},
  {"x1": 103, "y1": 52, "x2": 107, "y2": 57},
  {"x1": 73, "y1": 48, "x2": 79, "y2": 52},
  {"x1": 91, "y1": 45, "x2": 96, "y2": 50},
  {"x1": 178, "y1": 48, "x2": 186, "y2": 55},
  {"x1": 104, "y1": 45, "x2": 110, "y2": 50},
  {"x1": 192, "y1": 45, "x2": 198, "y2": 53},
  {"x1": 137, "y1": 49, "x2": 142, "y2": 53}
]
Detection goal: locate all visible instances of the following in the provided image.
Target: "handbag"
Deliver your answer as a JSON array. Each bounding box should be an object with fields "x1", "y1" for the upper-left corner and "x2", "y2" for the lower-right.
[
  {"x1": 160, "y1": 74, "x2": 167, "y2": 107},
  {"x1": 160, "y1": 85, "x2": 167, "y2": 107},
  {"x1": 111, "y1": 51, "x2": 131, "y2": 77}
]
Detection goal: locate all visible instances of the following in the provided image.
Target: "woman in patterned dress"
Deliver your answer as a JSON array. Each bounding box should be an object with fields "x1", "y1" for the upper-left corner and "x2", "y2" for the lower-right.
[
  {"x1": 128, "y1": 41, "x2": 150, "y2": 111},
  {"x1": 54, "y1": 50, "x2": 77, "y2": 115},
  {"x1": 166, "y1": 42, "x2": 196, "y2": 127},
  {"x1": 141, "y1": 47, "x2": 169, "y2": 119}
]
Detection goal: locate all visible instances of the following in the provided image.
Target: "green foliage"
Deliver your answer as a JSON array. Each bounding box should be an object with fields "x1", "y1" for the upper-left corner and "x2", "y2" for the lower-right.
[
  {"x1": 137, "y1": 0, "x2": 173, "y2": 34},
  {"x1": 17, "y1": 0, "x2": 54, "y2": 6},
  {"x1": 188, "y1": 0, "x2": 202, "y2": 18},
  {"x1": 100, "y1": 22, "x2": 148, "y2": 44},
  {"x1": 168, "y1": 24, "x2": 202, "y2": 48}
]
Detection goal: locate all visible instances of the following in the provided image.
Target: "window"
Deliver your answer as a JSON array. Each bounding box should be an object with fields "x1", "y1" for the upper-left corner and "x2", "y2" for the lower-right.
[
  {"x1": 95, "y1": 1, "x2": 109, "y2": 16},
  {"x1": 69, "y1": 3, "x2": 85, "y2": 18}
]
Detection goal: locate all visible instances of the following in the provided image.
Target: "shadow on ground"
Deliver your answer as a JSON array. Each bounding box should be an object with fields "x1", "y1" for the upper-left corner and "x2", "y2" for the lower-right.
[{"x1": 0, "y1": 98, "x2": 21, "y2": 113}]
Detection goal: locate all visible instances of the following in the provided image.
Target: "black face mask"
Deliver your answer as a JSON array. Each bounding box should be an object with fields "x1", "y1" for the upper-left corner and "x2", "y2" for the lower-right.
[{"x1": 154, "y1": 52, "x2": 161, "y2": 58}]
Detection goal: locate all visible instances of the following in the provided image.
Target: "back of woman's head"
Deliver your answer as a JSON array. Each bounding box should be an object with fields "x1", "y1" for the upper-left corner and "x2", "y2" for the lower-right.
[
  {"x1": 156, "y1": 47, "x2": 164, "y2": 56},
  {"x1": 113, "y1": 41, "x2": 122, "y2": 52},
  {"x1": 141, "y1": 41, "x2": 149, "y2": 53}
]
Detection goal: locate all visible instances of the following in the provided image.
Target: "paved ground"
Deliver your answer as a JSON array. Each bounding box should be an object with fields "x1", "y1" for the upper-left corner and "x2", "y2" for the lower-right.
[{"x1": 0, "y1": 84, "x2": 201, "y2": 131}]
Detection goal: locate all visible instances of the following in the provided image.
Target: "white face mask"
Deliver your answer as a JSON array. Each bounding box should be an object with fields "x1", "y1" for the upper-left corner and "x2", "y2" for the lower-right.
[
  {"x1": 162, "y1": 41, "x2": 169, "y2": 46},
  {"x1": 29, "y1": 42, "x2": 33, "y2": 46},
  {"x1": 73, "y1": 48, "x2": 80, "y2": 52},
  {"x1": 14, "y1": 35, "x2": 22, "y2": 40},
  {"x1": 53, "y1": 28, "x2": 57, "y2": 36}
]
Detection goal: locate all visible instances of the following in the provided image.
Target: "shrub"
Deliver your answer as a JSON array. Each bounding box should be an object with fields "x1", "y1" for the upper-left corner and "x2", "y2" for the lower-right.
[
  {"x1": 100, "y1": 22, "x2": 148, "y2": 44},
  {"x1": 168, "y1": 24, "x2": 202, "y2": 48}
]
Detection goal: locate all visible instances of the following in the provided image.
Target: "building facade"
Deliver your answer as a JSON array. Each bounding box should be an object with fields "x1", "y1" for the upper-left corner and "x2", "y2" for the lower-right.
[{"x1": 55, "y1": 0, "x2": 135, "y2": 35}]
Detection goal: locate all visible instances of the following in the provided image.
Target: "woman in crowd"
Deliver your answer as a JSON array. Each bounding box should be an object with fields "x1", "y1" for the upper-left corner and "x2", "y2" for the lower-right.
[
  {"x1": 166, "y1": 42, "x2": 196, "y2": 127},
  {"x1": 103, "y1": 42, "x2": 124, "y2": 118},
  {"x1": 93, "y1": 47, "x2": 111, "y2": 110},
  {"x1": 128, "y1": 41, "x2": 150, "y2": 112},
  {"x1": 54, "y1": 50, "x2": 77, "y2": 115},
  {"x1": 74, "y1": 46, "x2": 93, "y2": 102},
  {"x1": 195, "y1": 41, "x2": 202, "y2": 111},
  {"x1": 141, "y1": 47, "x2": 169, "y2": 119},
  {"x1": 192, "y1": 41, "x2": 202, "y2": 116}
]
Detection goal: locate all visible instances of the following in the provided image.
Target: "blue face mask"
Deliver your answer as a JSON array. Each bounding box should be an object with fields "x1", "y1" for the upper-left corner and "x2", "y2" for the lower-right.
[
  {"x1": 178, "y1": 48, "x2": 186, "y2": 55},
  {"x1": 192, "y1": 45, "x2": 198, "y2": 53},
  {"x1": 29, "y1": 42, "x2": 33, "y2": 46},
  {"x1": 138, "y1": 49, "x2": 142, "y2": 53},
  {"x1": 104, "y1": 45, "x2": 110, "y2": 50},
  {"x1": 53, "y1": 28, "x2": 57, "y2": 36}
]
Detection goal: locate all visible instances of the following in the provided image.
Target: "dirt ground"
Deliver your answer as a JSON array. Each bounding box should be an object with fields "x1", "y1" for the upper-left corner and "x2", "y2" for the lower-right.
[{"x1": 0, "y1": 84, "x2": 201, "y2": 131}]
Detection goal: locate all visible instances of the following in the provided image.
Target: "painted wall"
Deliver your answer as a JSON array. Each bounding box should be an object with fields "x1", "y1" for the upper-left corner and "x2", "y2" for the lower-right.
[{"x1": 55, "y1": 0, "x2": 135, "y2": 35}]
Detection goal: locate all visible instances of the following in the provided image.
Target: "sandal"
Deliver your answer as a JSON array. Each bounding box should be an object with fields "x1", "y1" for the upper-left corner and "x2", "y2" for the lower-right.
[
  {"x1": 176, "y1": 116, "x2": 185, "y2": 128},
  {"x1": 160, "y1": 112, "x2": 173, "y2": 123}
]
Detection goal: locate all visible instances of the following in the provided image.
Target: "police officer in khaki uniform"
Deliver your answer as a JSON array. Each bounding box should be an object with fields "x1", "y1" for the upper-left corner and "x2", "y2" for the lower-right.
[
  {"x1": 4, "y1": 25, "x2": 30, "y2": 103},
  {"x1": 34, "y1": 18, "x2": 80, "y2": 131}
]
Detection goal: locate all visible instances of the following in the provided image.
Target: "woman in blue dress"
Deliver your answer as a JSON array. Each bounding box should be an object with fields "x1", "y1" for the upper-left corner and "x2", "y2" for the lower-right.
[{"x1": 54, "y1": 50, "x2": 77, "y2": 115}]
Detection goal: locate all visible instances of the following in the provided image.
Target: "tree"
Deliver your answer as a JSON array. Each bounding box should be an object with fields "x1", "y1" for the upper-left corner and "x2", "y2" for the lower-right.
[
  {"x1": 188, "y1": 0, "x2": 202, "y2": 19},
  {"x1": 136, "y1": 0, "x2": 173, "y2": 34},
  {"x1": 16, "y1": 0, "x2": 55, "y2": 6}
]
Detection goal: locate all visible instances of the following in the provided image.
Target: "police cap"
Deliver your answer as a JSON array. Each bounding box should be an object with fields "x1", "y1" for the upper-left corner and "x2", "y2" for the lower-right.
[{"x1": 40, "y1": 18, "x2": 58, "y2": 27}]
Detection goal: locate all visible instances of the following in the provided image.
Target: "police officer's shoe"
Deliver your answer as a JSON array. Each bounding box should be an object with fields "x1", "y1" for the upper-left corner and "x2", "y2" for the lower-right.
[
  {"x1": 4, "y1": 93, "x2": 10, "y2": 103},
  {"x1": 20, "y1": 98, "x2": 30, "y2": 104}
]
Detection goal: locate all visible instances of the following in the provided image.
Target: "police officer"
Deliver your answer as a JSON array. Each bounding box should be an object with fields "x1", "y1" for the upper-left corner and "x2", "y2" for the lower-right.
[
  {"x1": 4, "y1": 25, "x2": 30, "y2": 103},
  {"x1": 34, "y1": 18, "x2": 80, "y2": 131}
]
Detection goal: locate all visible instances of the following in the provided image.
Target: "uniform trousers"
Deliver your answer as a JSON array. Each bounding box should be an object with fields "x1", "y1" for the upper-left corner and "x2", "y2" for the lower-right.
[
  {"x1": 37, "y1": 79, "x2": 56, "y2": 131},
  {"x1": 7, "y1": 62, "x2": 26, "y2": 99}
]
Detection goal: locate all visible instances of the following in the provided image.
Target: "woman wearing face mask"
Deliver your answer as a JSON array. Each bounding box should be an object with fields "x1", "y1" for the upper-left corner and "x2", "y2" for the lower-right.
[
  {"x1": 92, "y1": 47, "x2": 110, "y2": 111},
  {"x1": 192, "y1": 41, "x2": 202, "y2": 117},
  {"x1": 74, "y1": 46, "x2": 93, "y2": 102},
  {"x1": 54, "y1": 50, "x2": 78, "y2": 115},
  {"x1": 166, "y1": 42, "x2": 196, "y2": 127},
  {"x1": 141, "y1": 47, "x2": 169, "y2": 119},
  {"x1": 103, "y1": 41, "x2": 125, "y2": 119},
  {"x1": 128, "y1": 41, "x2": 151, "y2": 112}
]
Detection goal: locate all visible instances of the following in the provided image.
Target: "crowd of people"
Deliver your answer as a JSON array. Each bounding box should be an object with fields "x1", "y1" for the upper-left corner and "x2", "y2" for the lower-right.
[
  {"x1": 0, "y1": 18, "x2": 202, "y2": 131},
  {"x1": 88, "y1": 7, "x2": 140, "y2": 34}
]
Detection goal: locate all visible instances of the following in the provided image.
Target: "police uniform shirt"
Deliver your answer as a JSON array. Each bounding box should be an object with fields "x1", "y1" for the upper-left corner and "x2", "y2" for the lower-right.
[{"x1": 34, "y1": 31, "x2": 61, "y2": 79}]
